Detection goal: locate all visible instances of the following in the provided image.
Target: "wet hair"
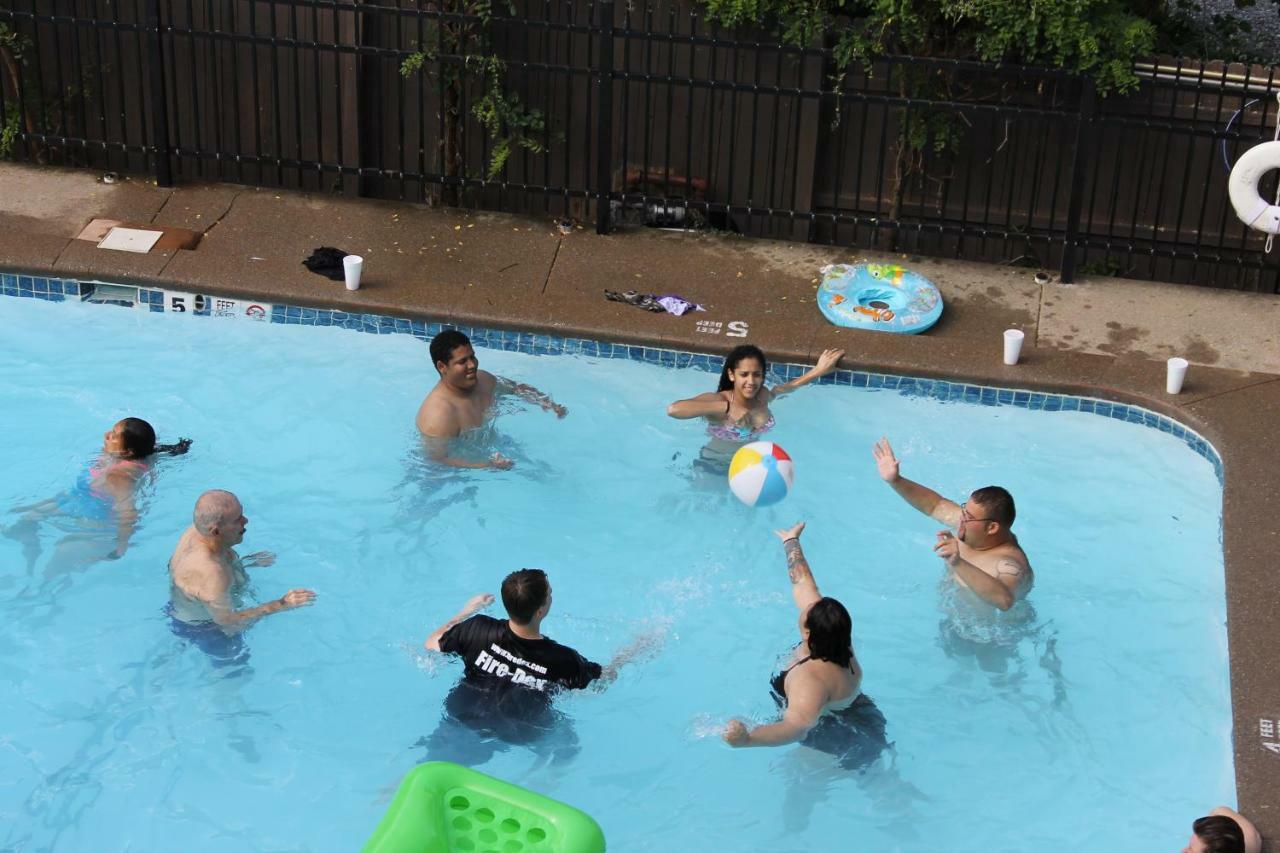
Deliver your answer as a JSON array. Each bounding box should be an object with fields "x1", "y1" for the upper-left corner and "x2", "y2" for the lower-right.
[
  {"x1": 193, "y1": 489, "x2": 240, "y2": 536},
  {"x1": 971, "y1": 485, "x2": 1016, "y2": 529},
  {"x1": 716, "y1": 344, "x2": 767, "y2": 392},
  {"x1": 119, "y1": 417, "x2": 192, "y2": 458},
  {"x1": 1191, "y1": 815, "x2": 1245, "y2": 853},
  {"x1": 501, "y1": 568, "x2": 550, "y2": 625},
  {"x1": 430, "y1": 329, "x2": 472, "y2": 370},
  {"x1": 805, "y1": 597, "x2": 853, "y2": 669}
]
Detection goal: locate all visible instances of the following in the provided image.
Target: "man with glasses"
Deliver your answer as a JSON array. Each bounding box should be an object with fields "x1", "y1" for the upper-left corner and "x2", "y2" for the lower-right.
[{"x1": 872, "y1": 438, "x2": 1032, "y2": 611}]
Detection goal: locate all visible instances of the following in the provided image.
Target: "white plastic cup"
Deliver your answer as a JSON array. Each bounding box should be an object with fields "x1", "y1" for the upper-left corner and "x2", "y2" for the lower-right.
[
  {"x1": 343, "y1": 254, "x2": 364, "y2": 291},
  {"x1": 1003, "y1": 329, "x2": 1025, "y2": 365},
  {"x1": 1166, "y1": 357, "x2": 1189, "y2": 394}
]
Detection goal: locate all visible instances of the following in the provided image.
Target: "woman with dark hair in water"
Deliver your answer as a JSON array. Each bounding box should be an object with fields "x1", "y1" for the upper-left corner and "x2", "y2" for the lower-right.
[
  {"x1": 5, "y1": 417, "x2": 191, "y2": 572},
  {"x1": 723, "y1": 522, "x2": 888, "y2": 769},
  {"x1": 666, "y1": 345, "x2": 843, "y2": 469}
]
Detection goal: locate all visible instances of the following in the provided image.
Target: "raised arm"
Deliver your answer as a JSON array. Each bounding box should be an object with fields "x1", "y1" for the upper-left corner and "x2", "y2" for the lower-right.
[
  {"x1": 666, "y1": 391, "x2": 730, "y2": 420},
  {"x1": 423, "y1": 593, "x2": 495, "y2": 651},
  {"x1": 873, "y1": 437, "x2": 962, "y2": 526},
  {"x1": 775, "y1": 522, "x2": 820, "y2": 613},
  {"x1": 495, "y1": 375, "x2": 567, "y2": 418},
  {"x1": 770, "y1": 348, "x2": 844, "y2": 398}
]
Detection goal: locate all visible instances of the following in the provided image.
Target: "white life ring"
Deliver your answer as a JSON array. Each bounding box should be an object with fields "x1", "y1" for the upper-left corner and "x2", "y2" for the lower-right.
[{"x1": 1228, "y1": 140, "x2": 1280, "y2": 235}]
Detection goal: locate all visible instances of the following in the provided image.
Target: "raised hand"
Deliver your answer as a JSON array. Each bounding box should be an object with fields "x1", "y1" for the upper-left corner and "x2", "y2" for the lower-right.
[
  {"x1": 280, "y1": 589, "x2": 317, "y2": 609},
  {"x1": 815, "y1": 348, "x2": 845, "y2": 374},
  {"x1": 464, "y1": 593, "x2": 495, "y2": 614},
  {"x1": 774, "y1": 522, "x2": 806, "y2": 542},
  {"x1": 872, "y1": 437, "x2": 900, "y2": 483}
]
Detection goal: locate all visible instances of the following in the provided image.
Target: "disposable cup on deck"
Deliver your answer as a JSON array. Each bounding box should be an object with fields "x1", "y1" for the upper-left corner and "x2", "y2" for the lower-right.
[
  {"x1": 1003, "y1": 329, "x2": 1025, "y2": 366},
  {"x1": 1167, "y1": 357, "x2": 1189, "y2": 394},
  {"x1": 343, "y1": 255, "x2": 364, "y2": 291}
]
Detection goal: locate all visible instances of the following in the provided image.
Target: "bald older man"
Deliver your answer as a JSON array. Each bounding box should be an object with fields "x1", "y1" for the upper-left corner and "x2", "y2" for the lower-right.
[{"x1": 168, "y1": 490, "x2": 315, "y2": 642}]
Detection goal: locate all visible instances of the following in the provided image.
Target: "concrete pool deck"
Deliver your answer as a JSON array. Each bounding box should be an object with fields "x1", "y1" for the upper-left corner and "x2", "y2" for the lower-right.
[{"x1": 1, "y1": 161, "x2": 1278, "y2": 845}]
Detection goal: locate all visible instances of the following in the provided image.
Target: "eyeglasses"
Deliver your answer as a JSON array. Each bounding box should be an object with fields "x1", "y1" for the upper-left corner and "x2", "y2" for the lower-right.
[{"x1": 959, "y1": 505, "x2": 995, "y2": 525}]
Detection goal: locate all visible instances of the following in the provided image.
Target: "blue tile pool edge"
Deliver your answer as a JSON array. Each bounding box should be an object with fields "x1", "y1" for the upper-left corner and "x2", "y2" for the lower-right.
[{"x1": 0, "y1": 276, "x2": 1224, "y2": 483}]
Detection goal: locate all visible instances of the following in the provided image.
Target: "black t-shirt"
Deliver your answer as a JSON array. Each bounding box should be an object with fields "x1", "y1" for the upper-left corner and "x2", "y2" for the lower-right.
[{"x1": 439, "y1": 614, "x2": 602, "y2": 694}]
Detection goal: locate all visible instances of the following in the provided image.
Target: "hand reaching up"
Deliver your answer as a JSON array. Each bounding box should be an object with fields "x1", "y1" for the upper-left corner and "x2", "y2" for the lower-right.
[
  {"x1": 774, "y1": 522, "x2": 806, "y2": 542},
  {"x1": 872, "y1": 437, "x2": 900, "y2": 483}
]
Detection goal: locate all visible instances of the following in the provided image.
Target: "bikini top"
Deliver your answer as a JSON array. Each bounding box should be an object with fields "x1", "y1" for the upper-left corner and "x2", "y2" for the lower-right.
[
  {"x1": 84, "y1": 457, "x2": 147, "y2": 499},
  {"x1": 769, "y1": 654, "x2": 859, "y2": 704},
  {"x1": 769, "y1": 655, "x2": 810, "y2": 700},
  {"x1": 706, "y1": 412, "x2": 776, "y2": 443}
]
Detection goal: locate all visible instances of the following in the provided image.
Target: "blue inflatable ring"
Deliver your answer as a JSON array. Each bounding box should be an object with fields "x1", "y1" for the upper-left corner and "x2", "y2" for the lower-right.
[{"x1": 817, "y1": 263, "x2": 943, "y2": 334}]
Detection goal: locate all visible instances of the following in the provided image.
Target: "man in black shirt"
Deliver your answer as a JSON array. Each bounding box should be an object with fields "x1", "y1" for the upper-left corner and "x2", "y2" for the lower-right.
[
  {"x1": 426, "y1": 569, "x2": 604, "y2": 692},
  {"x1": 420, "y1": 568, "x2": 638, "y2": 766}
]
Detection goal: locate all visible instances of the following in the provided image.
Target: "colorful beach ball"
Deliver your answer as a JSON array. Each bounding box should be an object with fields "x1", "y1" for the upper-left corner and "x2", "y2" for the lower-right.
[{"x1": 728, "y1": 442, "x2": 795, "y2": 507}]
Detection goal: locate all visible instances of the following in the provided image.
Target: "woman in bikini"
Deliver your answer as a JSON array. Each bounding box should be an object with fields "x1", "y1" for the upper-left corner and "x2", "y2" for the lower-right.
[
  {"x1": 666, "y1": 344, "x2": 844, "y2": 470},
  {"x1": 723, "y1": 522, "x2": 887, "y2": 768},
  {"x1": 6, "y1": 418, "x2": 191, "y2": 573}
]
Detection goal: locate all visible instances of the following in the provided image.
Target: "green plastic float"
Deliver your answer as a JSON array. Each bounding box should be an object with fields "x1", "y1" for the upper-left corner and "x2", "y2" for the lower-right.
[{"x1": 364, "y1": 762, "x2": 606, "y2": 853}]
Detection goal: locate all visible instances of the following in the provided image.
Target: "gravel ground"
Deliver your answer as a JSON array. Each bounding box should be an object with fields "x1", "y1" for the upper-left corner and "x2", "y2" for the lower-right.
[{"x1": 1191, "y1": 0, "x2": 1280, "y2": 62}]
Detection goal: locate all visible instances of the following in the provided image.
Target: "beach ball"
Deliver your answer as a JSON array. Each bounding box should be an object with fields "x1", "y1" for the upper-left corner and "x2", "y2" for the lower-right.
[{"x1": 728, "y1": 442, "x2": 794, "y2": 507}]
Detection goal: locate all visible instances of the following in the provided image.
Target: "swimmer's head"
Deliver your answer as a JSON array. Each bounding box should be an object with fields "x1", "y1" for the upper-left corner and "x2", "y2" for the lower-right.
[
  {"x1": 717, "y1": 345, "x2": 767, "y2": 396},
  {"x1": 501, "y1": 568, "x2": 551, "y2": 625},
  {"x1": 430, "y1": 330, "x2": 479, "y2": 390},
  {"x1": 104, "y1": 418, "x2": 155, "y2": 458},
  {"x1": 193, "y1": 489, "x2": 247, "y2": 546},
  {"x1": 104, "y1": 418, "x2": 192, "y2": 459},
  {"x1": 1184, "y1": 815, "x2": 1245, "y2": 853},
  {"x1": 958, "y1": 486, "x2": 1015, "y2": 544},
  {"x1": 803, "y1": 597, "x2": 853, "y2": 668}
]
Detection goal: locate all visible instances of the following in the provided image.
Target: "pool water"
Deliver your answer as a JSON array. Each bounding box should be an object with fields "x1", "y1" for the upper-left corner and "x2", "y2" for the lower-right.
[{"x1": 0, "y1": 296, "x2": 1230, "y2": 852}]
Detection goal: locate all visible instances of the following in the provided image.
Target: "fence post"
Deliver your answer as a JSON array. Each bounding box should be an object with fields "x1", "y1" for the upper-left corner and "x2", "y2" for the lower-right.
[
  {"x1": 1059, "y1": 78, "x2": 1096, "y2": 283},
  {"x1": 594, "y1": 0, "x2": 615, "y2": 234},
  {"x1": 144, "y1": 0, "x2": 173, "y2": 186}
]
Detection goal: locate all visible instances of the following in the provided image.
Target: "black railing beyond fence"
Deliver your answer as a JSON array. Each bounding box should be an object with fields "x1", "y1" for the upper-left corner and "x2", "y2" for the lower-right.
[{"x1": 1, "y1": 0, "x2": 1277, "y2": 292}]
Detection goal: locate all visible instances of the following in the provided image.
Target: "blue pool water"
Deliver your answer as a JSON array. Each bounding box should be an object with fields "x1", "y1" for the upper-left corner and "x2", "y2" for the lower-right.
[{"x1": 0, "y1": 295, "x2": 1230, "y2": 852}]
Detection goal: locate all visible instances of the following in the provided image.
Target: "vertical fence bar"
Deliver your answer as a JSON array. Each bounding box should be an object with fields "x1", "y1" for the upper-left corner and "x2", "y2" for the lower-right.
[
  {"x1": 1059, "y1": 77, "x2": 1096, "y2": 283},
  {"x1": 594, "y1": 0, "x2": 614, "y2": 234},
  {"x1": 145, "y1": 0, "x2": 173, "y2": 185}
]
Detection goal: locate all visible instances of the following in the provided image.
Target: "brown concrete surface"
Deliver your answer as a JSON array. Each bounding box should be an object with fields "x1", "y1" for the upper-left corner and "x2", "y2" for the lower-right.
[
  {"x1": 1, "y1": 161, "x2": 1279, "y2": 846},
  {"x1": 1040, "y1": 277, "x2": 1280, "y2": 374}
]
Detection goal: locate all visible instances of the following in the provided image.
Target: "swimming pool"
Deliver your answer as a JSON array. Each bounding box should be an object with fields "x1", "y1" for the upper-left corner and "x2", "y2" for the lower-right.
[{"x1": 0, "y1": 288, "x2": 1230, "y2": 852}]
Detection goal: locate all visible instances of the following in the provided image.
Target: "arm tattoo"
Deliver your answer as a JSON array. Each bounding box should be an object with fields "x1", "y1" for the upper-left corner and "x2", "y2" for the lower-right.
[
  {"x1": 784, "y1": 539, "x2": 811, "y2": 585},
  {"x1": 996, "y1": 559, "x2": 1022, "y2": 578}
]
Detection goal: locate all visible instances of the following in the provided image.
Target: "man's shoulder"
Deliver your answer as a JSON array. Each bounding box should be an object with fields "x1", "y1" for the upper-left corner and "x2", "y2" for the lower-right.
[
  {"x1": 448, "y1": 613, "x2": 504, "y2": 644},
  {"x1": 417, "y1": 389, "x2": 461, "y2": 437},
  {"x1": 1002, "y1": 539, "x2": 1031, "y2": 571},
  {"x1": 537, "y1": 633, "x2": 593, "y2": 664},
  {"x1": 170, "y1": 541, "x2": 229, "y2": 593}
]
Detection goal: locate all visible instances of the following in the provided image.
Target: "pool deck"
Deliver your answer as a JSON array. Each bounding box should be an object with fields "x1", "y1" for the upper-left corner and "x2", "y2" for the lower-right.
[{"x1": 2, "y1": 161, "x2": 1279, "y2": 844}]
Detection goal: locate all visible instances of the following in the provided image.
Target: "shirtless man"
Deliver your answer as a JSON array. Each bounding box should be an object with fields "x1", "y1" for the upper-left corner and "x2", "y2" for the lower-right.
[
  {"x1": 415, "y1": 330, "x2": 567, "y2": 470},
  {"x1": 168, "y1": 490, "x2": 315, "y2": 633},
  {"x1": 873, "y1": 438, "x2": 1032, "y2": 611}
]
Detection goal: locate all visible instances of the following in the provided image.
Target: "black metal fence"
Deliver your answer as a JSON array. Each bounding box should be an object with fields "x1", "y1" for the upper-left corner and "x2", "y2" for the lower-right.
[{"x1": 1, "y1": 0, "x2": 1278, "y2": 292}]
